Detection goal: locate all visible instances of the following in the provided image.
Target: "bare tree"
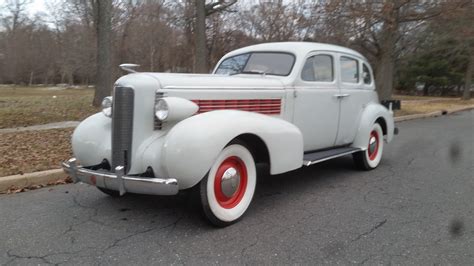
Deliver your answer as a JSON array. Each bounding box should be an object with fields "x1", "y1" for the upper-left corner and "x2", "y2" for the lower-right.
[
  {"x1": 440, "y1": 2, "x2": 474, "y2": 100},
  {"x1": 91, "y1": 0, "x2": 113, "y2": 106},
  {"x1": 193, "y1": 0, "x2": 237, "y2": 73},
  {"x1": 194, "y1": 0, "x2": 207, "y2": 73},
  {"x1": 323, "y1": 0, "x2": 463, "y2": 100},
  {"x1": 0, "y1": 0, "x2": 471, "y2": 100}
]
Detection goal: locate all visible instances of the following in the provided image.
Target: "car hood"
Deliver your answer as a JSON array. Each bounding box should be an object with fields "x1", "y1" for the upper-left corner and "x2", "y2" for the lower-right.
[{"x1": 143, "y1": 72, "x2": 285, "y2": 90}]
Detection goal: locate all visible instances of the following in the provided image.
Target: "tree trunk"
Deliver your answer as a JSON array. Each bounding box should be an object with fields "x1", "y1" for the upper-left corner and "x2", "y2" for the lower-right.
[
  {"x1": 92, "y1": 0, "x2": 113, "y2": 107},
  {"x1": 423, "y1": 84, "x2": 429, "y2": 96},
  {"x1": 194, "y1": 0, "x2": 208, "y2": 73},
  {"x1": 60, "y1": 72, "x2": 65, "y2": 84},
  {"x1": 375, "y1": 22, "x2": 396, "y2": 101},
  {"x1": 462, "y1": 53, "x2": 473, "y2": 100},
  {"x1": 29, "y1": 71, "x2": 34, "y2": 86},
  {"x1": 68, "y1": 71, "x2": 74, "y2": 86}
]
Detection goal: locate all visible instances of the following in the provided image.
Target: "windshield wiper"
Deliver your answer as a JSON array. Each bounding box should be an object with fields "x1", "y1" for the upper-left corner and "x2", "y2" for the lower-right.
[{"x1": 240, "y1": 70, "x2": 267, "y2": 75}]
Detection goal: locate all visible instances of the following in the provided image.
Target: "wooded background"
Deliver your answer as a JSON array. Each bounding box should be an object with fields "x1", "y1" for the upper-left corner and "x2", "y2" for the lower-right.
[{"x1": 0, "y1": 0, "x2": 472, "y2": 104}]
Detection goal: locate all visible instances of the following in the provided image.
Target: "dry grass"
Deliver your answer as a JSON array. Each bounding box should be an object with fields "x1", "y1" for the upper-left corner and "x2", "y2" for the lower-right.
[
  {"x1": 0, "y1": 86, "x2": 99, "y2": 129},
  {"x1": 392, "y1": 95, "x2": 452, "y2": 101},
  {"x1": 0, "y1": 128, "x2": 73, "y2": 177},
  {"x1": 395, "y1": 98, "x2": 474, "y2": 116}
]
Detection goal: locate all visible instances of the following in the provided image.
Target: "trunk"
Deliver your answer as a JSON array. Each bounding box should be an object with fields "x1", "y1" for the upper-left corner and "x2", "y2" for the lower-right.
[
  {"x1": 29, "y1": 71, "x2": 34, "y2": 86},
  {"x1": 423, "y1": 83, "x2": 430, "y2": 96},
  {"x1": 375, "y1": 50, "x2": 395, "y2": 100},
  {"x1": 60, "y1": 72, "x2": 65, "y2": 84},
  {"x1": 68, "y1": 71, "x2": 73, "y2": 86},
  {"x1": 194, "y1": 0, "x2": 208, "y2": 73},
  {"x1": 150, "y1": 45, "x2": 156, "y2": 72},
  {"x1": 118, "y1": 10, "x2": 133, "y2": 64},
  {"x1": 93, "y1": 0, "x2": 113, "y2": 107},
  {"x1": 463, "y1": 53, "x2": 473, "y2": 100},
  {"x1": 375, "y1": 9, "x2": 397, "y2": 101}
]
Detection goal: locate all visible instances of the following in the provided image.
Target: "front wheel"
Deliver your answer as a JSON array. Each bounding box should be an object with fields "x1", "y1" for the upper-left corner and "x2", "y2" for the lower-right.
[
  {"x1": 199, "y1": 142, "x2": 257, "y2": 227},
  {"x1": 353, "y1": 123, "x2": 384, "y2": 170}
]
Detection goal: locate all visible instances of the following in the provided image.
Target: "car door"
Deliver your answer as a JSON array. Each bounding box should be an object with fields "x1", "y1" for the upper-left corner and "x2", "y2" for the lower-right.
[
  {"x1": 335, "y1": 55, "x2": 373, "y2": 145},
  {"x1": 293, "y1": 52, "x2": 340, "y2": 151}
]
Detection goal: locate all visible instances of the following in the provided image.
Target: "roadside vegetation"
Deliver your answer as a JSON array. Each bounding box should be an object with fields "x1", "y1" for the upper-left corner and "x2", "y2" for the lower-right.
[
  {"x1": 394, "y1": 97, "x2": 474, "y2": 116},
  {"x1": 0, "y1": 128, "x2": 73, "y2": 177},
  {"x1": 0, "y1": 86, "x2": 98, "y2": 129}
]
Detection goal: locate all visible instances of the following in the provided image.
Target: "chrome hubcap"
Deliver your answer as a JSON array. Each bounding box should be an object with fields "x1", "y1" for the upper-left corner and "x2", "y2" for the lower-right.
[
  {"x1": 369, "y1": 136, "x2": 377, "y2": 154},
  {"x1": 221, "y1": 167, "x2": 240, "y2": 197}
]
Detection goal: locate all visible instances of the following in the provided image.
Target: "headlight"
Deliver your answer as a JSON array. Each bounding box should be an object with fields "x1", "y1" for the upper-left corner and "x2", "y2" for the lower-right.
[
  {"x1": 101, "y1": 96, "x2": 113, "y2": 117},
  {"x1": 153, "y1": 96, "x2": 199, "y2": 123},
  {"x1": 154, "y1": 99, "x2": 169, "y2": 121}
]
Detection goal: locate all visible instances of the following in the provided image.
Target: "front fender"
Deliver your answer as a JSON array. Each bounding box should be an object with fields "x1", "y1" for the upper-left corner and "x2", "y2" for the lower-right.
[
  {"x1": 352, "y1": 103, "x2": 394, "y2": 149},
  {"x1": 162, "y1": 110, "x2": 303, "y2": 189},
  {"x1": 72, "y1": 113, "x2": 112, "y2": 166}
]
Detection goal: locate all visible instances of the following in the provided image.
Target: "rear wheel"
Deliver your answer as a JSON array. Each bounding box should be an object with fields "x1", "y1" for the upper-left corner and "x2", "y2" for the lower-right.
[
  {"x1": 199, "y1": 141, "x2": 257, "y2": 227},
  {"x1": 353, "y1": 123, "x2": 384, "y2": 170}
]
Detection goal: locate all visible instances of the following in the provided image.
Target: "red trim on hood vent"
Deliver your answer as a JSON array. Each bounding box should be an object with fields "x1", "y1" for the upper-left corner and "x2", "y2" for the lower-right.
[{"x1": 192, "y1": 99, "x2": 281, "y2": 115}]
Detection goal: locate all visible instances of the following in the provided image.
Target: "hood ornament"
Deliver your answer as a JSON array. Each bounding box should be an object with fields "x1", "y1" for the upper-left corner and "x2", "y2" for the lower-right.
[{"x1": 119, "y1": 63, "x2": 140, "y2": 73}]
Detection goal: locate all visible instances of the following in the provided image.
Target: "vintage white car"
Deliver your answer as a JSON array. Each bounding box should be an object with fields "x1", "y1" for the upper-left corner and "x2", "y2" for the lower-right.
[{"x1": 63, "y1": 42, "x2": 395, "y2": 226}]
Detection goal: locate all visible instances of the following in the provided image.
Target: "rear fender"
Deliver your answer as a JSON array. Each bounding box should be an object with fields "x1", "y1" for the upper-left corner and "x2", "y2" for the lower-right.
[
  {"x1": 162, "y1": 110, "x2": 303, "y2": 189},
  {"x1": 352, "y1": 103, "x2": 394, "y2": 149}
]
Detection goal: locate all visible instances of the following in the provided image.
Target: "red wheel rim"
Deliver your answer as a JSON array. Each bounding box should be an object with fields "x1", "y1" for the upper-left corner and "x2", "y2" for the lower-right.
[
  {"x1": 214, "y1": 156, "x2": 248, "y2": 209},
  {"x1": 368, "y1": 130, "x2": 379, "y2": 161}
]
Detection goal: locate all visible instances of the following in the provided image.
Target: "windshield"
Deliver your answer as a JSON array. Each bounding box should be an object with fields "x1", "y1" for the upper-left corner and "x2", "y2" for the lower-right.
[{"x1": 215, "y1": 52, "x2": 295, "y2": 76}]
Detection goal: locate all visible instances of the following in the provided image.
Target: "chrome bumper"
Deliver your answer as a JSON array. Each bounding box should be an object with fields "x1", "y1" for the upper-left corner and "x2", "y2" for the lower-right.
[{"x1": 62, "y1": 158, "x2": 179, "y2": 196}]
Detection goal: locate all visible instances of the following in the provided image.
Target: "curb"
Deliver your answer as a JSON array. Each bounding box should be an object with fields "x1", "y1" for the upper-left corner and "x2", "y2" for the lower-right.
[
  {"x1": 395, "y1": 105, "x2": 474, "y2": 122},
  {"x1": 0, "y1": 121, "x2": 80, "y2": 134},
  {"x1": 0, "y1": 169, "x2": 66, "y2": 193},
  {"x1": 394, "y1": 111, "x2": 443, "y2": 122},
  {"x1": 446, "y1": 105, "x2": 474, "y2": 114}
]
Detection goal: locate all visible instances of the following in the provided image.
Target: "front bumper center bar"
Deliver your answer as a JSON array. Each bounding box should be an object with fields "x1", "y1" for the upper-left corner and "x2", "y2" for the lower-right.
[{"x1": 62, "y1": 158, "x2": 179, "y2": 196}]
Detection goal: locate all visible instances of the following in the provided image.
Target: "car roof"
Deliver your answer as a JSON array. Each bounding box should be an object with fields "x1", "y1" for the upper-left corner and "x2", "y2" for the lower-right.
[{"x1": 223, "y1": 41, "x2": 367, "y2": 61}]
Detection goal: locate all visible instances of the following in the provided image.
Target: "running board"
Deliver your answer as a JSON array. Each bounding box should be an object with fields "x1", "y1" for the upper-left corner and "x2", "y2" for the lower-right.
[{"x1": 303, "y1": 147, "x2": 363, "y2": 166}]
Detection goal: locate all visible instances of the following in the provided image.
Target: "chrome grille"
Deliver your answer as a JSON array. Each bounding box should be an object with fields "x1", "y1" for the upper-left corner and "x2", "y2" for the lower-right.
[
  {"x1": 154, "y1": 92, "x2": 165, "y2": 130},
  {"x1": 112, "y1": 87, "x2": 134, "y2": 173}
]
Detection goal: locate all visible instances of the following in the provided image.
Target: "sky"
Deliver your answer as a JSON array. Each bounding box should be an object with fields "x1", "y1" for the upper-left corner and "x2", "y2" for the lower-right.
[
  {"x1": 0, "y1": 0, "x2": 48, "y2": 17},
  {"x1": 29, "y1": 0, "x2": 47, "y2": 15}
]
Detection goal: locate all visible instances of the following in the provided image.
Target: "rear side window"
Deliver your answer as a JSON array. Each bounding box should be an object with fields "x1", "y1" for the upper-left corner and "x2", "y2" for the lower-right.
[
  {"x1": 301, "y1": 55, "x2": 334, "y2": 82},
  {"x1": 362, "y1": 63, "x2": 372, "y2": 84},
  {"x1": 340, "y1": 56, "x2": 359, "y2": 83}
]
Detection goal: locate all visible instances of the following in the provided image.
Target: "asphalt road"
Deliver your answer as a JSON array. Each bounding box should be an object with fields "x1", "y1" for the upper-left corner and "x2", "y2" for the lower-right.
[{"x1": 1, "y1": 111, "x2": 473, "y2": 265}]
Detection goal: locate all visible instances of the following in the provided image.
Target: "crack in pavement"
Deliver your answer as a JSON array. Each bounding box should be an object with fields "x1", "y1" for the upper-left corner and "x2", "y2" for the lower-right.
[
  {"x1": 6, "y1": 250, "x2": 52, "y2": 265},
  {"x1": 100, "y1": 216, "x2": 184, "y2": 255},
  {"x1": 5, "y1": 249, "x2": 87, "y2": 266},
  {"x1": 351, "y1": 219, "x2": 387, "y2": 242}
]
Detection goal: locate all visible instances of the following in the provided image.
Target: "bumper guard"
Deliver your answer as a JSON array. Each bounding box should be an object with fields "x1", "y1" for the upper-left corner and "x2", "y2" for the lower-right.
[{"x1": 62, "y1": 158, "x2": 179, "y2": 196}]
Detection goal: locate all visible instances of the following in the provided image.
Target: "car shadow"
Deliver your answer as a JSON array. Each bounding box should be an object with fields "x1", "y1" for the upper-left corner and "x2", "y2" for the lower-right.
[{"x1": 76, "y1": 155, "x2": 360, "y2": 229}]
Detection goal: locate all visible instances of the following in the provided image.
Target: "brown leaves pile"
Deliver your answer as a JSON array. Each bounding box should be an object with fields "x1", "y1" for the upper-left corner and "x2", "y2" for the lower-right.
[{"x1": 0, "y1": 128, "x2": 74, "y2": 177}]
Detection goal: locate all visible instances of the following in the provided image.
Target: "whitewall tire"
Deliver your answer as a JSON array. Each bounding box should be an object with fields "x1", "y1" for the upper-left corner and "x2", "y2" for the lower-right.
[
  {"x1": 200, "y1": 142, "x2": 257, "y2": 227},
  {"x1": 353, "y1": 123, "x2": 384, "y2": 170}
]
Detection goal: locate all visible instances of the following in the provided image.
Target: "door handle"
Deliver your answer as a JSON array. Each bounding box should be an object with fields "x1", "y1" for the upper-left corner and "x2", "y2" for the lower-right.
[{"x1": 334, "y1": 94, "x2": 350, "y2": 99}]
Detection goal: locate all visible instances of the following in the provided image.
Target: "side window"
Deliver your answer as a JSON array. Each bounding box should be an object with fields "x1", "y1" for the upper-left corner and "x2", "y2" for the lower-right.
[
  {"x1": 362, "y1": 63, "x2": 372, "y2": 84},
  {"x1": 301, "y1": 55, "x2": 334, "y2": 82},
  {"x1": 340, "y1": 56, "x2": 359, "y2": 83}
]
